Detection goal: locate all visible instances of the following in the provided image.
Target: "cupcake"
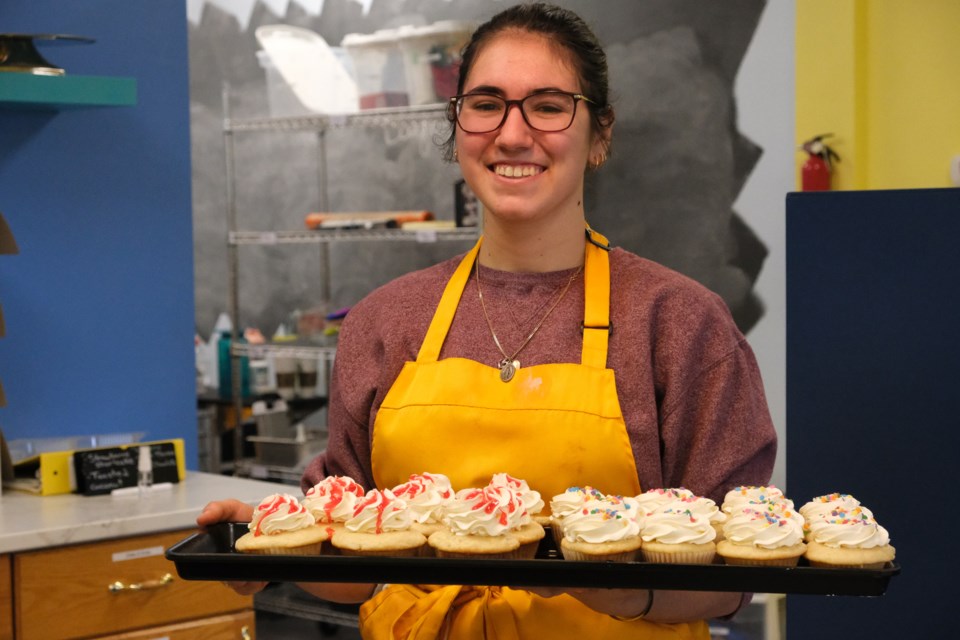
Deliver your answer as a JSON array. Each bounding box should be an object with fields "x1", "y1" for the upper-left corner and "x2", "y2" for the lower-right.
[
  {"x1": 717, "y1": 505, "x2": 806, "y2": 566},
  {"x1": 640, "y1": 501, "x2": 717, "y2": 564},
  {"x1": 799, "y1": 493, "x2": 874, "y2": 540},
  {"x1": 634, "y1": 488, "x2": 696, "y2": 517},
  {"x1": 803, "y1": 506, "x2": 895, "y2": 569},
  {"x1": 302, "y1": 475, "x2": 366, "y2": 530},
  {"x1": 235, "y1": 493, "x2": 329, "y2": 555},
  {"x1": 559, "y1": 496, "x2": 643, "y2": 562},
  {"x1": 331, "y1": 489, "x2": 426, "y2": 557},
  {"x1": 391, "y1": 472, "x2": 455, "y2": 537},
  {"x1": 673, "y1": 494, "x2": 727, "y2": 541},
  {"x1": 428, "y1": 486, "x2": 523, "y2": 559},
  {"x1": 489, "y1": 473, "x2": 549, "y2": 526},
  {"x1": 721, "y1": 485, "x2": 791, "y2": 515},
  {"x1": 549, "y1": 486, "x2": 605, "y2": 547}
]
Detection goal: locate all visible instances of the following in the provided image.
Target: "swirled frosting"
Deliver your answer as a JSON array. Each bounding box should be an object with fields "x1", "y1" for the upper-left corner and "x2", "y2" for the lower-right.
[
  {"x1": 391, "y1": 472, "x2": 454, "y2": 525},
  {"x1": 549, "y1": 486, "x2": 605, "y2": 521},
  {"x1": 673, "y1": 495, "x2": 726, "y2": 529},
  {"x1": 641, "y1": 505, "x2": 717, "y2": 545},
  {"x1": 799, "y1": 493, "x2": 872, "y2": 523},
  {"x1": 344, "y1": 489, "x2": 413, "y2": 534},
  {"x1": 634, "y1": 488, "x2": 695, "y2": 516},
  {"x1": 249, "y1": 493, "x2": 316, "y2": 536},
  {"x1": 489, "y1": 473, "x2": 544, "y2": 519},
  {"x1": 723, "y1": 506, "x2": 805, "y2": 549},
  {"x1": 302, "y1": 475, "x2": 365, "y2": 524},
  {"x1": 562, "y1": 497, "x2": 642, "y2": 543},
  {"x1": 444, "y1": 485, "x2": 525, "y2": 536},
  {"x1": 803, "y1": 507, "x2": 890, "y2": 549},
  {"x1": 721, "y1": 485, "x2": 790, "y2": 514}
]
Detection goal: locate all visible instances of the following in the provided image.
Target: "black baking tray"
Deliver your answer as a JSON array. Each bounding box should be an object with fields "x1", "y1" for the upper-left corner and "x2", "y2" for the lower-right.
[{"x1": 166, "y1": 523, "x2": 899, "y2": 596}]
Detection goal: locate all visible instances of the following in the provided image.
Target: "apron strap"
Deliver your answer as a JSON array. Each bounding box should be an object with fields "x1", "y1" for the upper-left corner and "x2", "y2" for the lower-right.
[
  {"x1": 416, "y1": 238, "x2": 482, "y2": 363},
  {"x1": 582, "y1": 227, "x2": 611, "y2": 368},
  {"x1": 417, "y1": 227, "x2": 612, "y2": 368}
]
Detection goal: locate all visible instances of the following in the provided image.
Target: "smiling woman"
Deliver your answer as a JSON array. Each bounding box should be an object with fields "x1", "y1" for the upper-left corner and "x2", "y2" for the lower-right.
[{"x1": 199, "y1": 3, "x2": 776, "y2": 639}]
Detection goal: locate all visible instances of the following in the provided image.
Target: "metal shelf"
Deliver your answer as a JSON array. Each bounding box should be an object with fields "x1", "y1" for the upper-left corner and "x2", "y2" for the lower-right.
[
  {"x1": 230, "y1": 341, "x2": 336, "y2": 361},
  {"x1": 229, "y1": 227, "x2": 478, "y2": 246},
  {"x1": 224, "y1": 103, "x2": 448, "y2": 133}
]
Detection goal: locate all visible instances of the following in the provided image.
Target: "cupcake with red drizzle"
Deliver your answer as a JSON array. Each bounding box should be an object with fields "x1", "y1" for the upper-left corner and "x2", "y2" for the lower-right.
[
  {"x1": 489, "y1": 473, "x2": 548, "y2": 526},
  {"x1": 330, "y1": 488, "x2": 426, "y2": 557},
  {"x1": 390, "y1": 472, "x2": 455, "y2": 537},
  {"x1": 428, "y1": 485, "x2": 522, "y2": 559},
  {"x1": 235, "y1": 493, "x2": 328, "y2": 555},
  {"x1": 302, "y1": 475, "x2": 366, "y2": 538}
]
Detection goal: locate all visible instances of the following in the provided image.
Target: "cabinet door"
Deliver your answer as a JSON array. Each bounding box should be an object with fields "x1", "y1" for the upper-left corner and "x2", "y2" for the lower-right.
[
  {"x1": 14, "y1": 530, "x2": 251, "y2": 640},
  {"x1": 97, "y1": 610, "x2": 255, "y2": 639},
  {"x1": 1, "y1": 555, "x2": 12, "y2": 640}
]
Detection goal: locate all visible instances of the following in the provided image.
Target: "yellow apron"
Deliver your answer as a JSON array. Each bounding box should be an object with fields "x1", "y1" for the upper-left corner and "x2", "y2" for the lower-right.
[{"x1": 363, "y1": 231, "x2": 709, "y2": 640}]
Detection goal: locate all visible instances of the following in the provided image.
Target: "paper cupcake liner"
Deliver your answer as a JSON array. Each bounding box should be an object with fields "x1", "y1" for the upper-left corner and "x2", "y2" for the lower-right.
[
  {"x1": 806, "y1": 559, "x2": 888, "y2": 570},
  {"x1": 560, "y1": 547, "x2": 640, "y2": 563},
  {"x1": 433, "y1": 548, "x2": 526, "y2": 560},
  {"x1": 720, "y1": 554, "x2": 801, "y2": 567},
  {"x1": 337, "y1": 546, "x2": 422, "y2": 558},
  {"x1": 641, "y1": 548, "x2": 715, "y2": 565},
  {"x1": 245, "y1": 541, "x2": 324, "y2": 556}
]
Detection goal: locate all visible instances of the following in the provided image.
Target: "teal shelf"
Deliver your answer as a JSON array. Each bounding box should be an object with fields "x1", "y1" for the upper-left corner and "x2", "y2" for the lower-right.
[{"x1": 0, "y1": 73, "x2": 137, "y2": 109}]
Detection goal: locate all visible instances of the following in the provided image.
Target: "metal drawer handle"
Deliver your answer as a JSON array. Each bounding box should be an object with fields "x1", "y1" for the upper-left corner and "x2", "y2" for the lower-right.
[
  {"x1": 241, "y1": 626, "x2": 252, "y2": 640},
  {"x1": 107, "y1": 572, "x2": 174, "y2": 593}
]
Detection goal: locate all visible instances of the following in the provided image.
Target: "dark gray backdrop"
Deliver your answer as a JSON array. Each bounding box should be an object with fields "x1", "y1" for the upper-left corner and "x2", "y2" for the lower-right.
[{"x1": 189, "y1": 0, "x2": 768, "y2": 338}]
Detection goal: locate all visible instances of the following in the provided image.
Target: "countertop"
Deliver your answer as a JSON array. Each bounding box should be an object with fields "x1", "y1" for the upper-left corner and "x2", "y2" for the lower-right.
[{"x1": 0, "y1": 471, "x2": 285, "y2": 554}]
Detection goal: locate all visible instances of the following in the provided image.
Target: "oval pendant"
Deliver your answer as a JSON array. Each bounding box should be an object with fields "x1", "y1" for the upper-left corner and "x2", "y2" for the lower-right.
[{"x1": 499, "y1": 360, "x2": 519, "y2": 383}]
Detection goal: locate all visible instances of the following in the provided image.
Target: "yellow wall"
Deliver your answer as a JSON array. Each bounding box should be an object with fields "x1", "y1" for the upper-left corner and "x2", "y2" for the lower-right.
[{"x1": 796, "y1": 0, "x2": 960, "y2": 190}]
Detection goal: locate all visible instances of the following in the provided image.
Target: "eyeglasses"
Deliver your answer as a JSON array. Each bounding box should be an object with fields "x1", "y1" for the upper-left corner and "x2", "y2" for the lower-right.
[{"x1": 448, "y1": 91, "x2": 596, "y2": 134}]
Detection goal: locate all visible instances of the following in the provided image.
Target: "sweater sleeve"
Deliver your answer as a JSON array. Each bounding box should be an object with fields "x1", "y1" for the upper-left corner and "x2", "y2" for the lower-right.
[{"x1": 655, "y1": 295, "x2": 777, "y2": 504}]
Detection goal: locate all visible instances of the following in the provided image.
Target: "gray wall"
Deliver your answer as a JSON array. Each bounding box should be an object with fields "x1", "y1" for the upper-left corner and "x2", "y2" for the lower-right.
[{"x1": 188, "y1": 0, "x2": 791, "y2": 485}]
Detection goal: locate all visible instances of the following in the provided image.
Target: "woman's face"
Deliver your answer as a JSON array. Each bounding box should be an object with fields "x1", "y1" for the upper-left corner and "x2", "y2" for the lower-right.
[{"x1": 455, "y1": 31, "x2": 607, "y2": 226}]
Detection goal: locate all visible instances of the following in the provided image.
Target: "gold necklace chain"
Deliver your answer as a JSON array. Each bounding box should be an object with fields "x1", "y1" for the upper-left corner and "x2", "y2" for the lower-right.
[{"x1": 475, "y1": 258, "x2": 582, "y2": 382}]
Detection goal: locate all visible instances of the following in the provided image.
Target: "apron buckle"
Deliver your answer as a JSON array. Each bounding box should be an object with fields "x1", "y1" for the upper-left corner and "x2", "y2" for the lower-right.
[{"x1": 582, "y1": 321, "x2": 613, "y2": 335}]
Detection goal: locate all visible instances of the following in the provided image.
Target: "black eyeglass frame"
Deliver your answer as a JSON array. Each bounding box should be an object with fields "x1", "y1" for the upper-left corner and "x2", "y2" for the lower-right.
[{"x1": 447, "y1": 90, "x2": 597, "y2": 134}]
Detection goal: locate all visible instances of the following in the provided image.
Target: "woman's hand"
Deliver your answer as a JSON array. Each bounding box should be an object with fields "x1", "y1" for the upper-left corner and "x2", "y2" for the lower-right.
[
  {"x1": 196, "y1": 499, "x2": 266, "y2": 596},
  {"x1": 196, "y1": 498, "x2": 254, "y2": 530}
]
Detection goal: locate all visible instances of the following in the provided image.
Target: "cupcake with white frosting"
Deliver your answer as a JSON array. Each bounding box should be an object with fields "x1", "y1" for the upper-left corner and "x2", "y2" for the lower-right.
[
  {"x1": 717, "y1": 504, "x2": 806, "y2": 566},
  {"x1": 803, "y1": 506, "x2": 895, "y2": 569},
  {"x1": 428, "y1": 485, "x2": 523, "y2": 559},
  {"x1": 640, "y1": 501, "x2": 717, "y2": 564},
  {"x1": 391, "y1": 472, "x2": 455, "y2": 537},
  {"x1": 235, "y1": 493, "x2": 329, "y2": 555},
  {"x1": 331, "y1": 489, "x2": 426, "y2": 557},
  {"x1": 559, "y1": 496, "x2": 643, "y2": 562}
]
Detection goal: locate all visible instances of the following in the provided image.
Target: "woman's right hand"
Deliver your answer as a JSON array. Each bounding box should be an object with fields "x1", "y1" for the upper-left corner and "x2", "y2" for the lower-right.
[
  {"x1": 197, "y1": 499, "x2": 267, "y2": 596},
  {"x1": 196, "y1": 498, "x2": 255, "y2": 530}
]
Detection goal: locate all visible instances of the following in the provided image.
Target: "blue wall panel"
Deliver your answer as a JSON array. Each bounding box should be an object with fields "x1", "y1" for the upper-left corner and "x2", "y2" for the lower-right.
[
  {"x1": 786, "y1": 188, "x2": 960, "y2": 638},
  {"x1": 0, "y1": 1, "x2": 197, "y2": 467}
]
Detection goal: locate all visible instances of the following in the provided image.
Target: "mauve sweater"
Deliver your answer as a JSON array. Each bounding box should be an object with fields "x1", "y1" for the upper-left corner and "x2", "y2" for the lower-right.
[{"x1": 302, "y1": 247, "x2": 777, "y2": 504}]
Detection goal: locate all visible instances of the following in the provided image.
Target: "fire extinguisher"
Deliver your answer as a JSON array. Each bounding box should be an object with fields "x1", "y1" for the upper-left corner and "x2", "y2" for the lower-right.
[{"x1": 799, "y1": 134, "x2": 840, "y2": 191}]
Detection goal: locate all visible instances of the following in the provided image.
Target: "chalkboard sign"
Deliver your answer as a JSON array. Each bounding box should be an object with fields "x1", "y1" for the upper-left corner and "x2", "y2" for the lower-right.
[{"x1": 73, "y1": 442, "x2": 180, "y2": 495}]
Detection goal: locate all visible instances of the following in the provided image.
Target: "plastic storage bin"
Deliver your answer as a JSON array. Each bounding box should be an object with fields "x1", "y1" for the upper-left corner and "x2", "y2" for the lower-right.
[
  {"x1": 341, "y1": 28, "x2": 409, "y2": 109},
  {"x1": 397, "y1": 21, "x2": 474, "y2": 105},
  {"x1": 255, "y1": 25, "x2": 358, "y2": 115}
]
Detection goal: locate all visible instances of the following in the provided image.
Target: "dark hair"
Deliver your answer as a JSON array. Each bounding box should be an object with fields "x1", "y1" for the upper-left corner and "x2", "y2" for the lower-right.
[{"x1": 441, "y1": 2, "x2": 614, "y2": 161}]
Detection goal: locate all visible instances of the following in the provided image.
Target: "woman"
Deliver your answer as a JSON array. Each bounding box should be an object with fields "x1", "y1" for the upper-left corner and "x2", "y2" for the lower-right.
[{"x1": 199, "y1": 4, "x2": 776, "y2": 638}]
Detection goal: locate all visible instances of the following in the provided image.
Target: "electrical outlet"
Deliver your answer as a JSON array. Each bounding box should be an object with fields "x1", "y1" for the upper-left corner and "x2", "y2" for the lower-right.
[{"x1": 951, "y1": 155, "x2": 960, "y2": 187}]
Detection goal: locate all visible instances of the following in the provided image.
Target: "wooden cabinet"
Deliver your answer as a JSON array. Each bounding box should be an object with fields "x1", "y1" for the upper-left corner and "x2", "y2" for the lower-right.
[
  {"x1": 12, "y1": 530, "x2": 253, "y2": 640},
  {"x1": 1, "y1": 555, "x2": 12, "y2": 640}
]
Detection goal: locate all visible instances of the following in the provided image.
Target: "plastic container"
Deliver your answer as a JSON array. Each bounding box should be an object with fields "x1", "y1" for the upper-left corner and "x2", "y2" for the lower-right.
[
  {"x1": 255, "y1": 25, "x2": 359, "y2": 115},
  {"x1": 396, "y1": 21, "x2": 474, "y2": 104},
  {"x1": 341, "y1": 28, "x2": 409, "y2": 109}
]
